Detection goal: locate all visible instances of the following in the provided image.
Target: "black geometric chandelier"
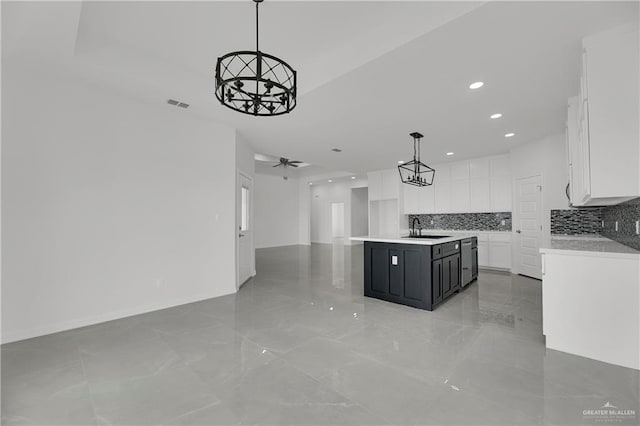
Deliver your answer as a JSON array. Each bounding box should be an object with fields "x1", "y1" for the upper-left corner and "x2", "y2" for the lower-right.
[
  {"x1": 398, "y1": 132, "x2": 436, "y2": 187},
  {"x1": 215, "y1": 0, "x2": 297, "y2": 116}
]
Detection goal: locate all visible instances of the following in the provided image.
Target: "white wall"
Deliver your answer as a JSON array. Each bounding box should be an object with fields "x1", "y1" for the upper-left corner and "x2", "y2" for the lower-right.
[
  {"x1": 510, "y1": 132, "x2": 570, "y2": 271},
  {"x1": 2, "y1": 61, "x2": 239, "y2": 342},
  {"x1": 253, "y1": 173, "x2": 300, "y2": 248},
  {"x1": 310, "y1": 178, "x2": 368, "y2": 244},
  {"x1": 331, "y1": 203, "x2": 345, "y2": 237}
]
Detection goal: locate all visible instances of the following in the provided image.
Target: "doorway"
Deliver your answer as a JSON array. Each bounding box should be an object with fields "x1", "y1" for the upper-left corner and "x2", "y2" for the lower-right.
[
  {"x1": 514, "y1": 174, "x2": 543, "y2": 279},
  {"x1": 237, "y1": 171, "x2": 254, "y2": 287}
]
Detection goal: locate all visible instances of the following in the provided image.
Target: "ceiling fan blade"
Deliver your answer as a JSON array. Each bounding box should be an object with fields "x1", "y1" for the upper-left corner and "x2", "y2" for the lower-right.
[
  {"x1": 272, "y1": 164, "x2": 282, "y2": 167},
  {"x1": 289, "y1": 160, "x2": 303, "y2": 164},
  {"x1": 290, "y1": 164, "x2": 299, "y2": 168}
]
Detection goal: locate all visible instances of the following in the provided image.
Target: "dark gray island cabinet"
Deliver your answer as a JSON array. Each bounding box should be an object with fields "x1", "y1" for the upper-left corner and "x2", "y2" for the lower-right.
[{"x1": 352, "y1": 235, "x2": 478, "y2": 311}]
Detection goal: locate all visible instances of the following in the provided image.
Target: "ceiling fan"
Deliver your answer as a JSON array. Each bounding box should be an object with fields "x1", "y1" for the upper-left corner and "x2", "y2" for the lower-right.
[
  {"x1": 272, "y1": 157, "x2": 303, "y2": 168},
  {"x1": 254, "y1": 153, "x2": 308, "y2": 179}
]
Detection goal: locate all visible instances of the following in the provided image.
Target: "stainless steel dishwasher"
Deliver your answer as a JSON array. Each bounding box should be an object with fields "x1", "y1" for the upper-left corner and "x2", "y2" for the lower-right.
[{"x1": 461, "y1": 238, "x2": 473, "y2": 287}]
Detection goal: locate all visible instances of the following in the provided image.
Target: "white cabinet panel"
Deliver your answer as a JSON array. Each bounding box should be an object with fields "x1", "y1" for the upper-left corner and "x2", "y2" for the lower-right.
[
  {"x1": 419, "y1": 185, "x2": 435, "y2": 213},
  {"x1": 477, "y1": 241, "x2": 490, "y2": 267},
  {"x1": 451, "y1": 162, "x2": 470, "y2": 180},
  {"x1": 489, "y1": 242, "x2": 512, "y2": 269},
  {"x1": 402, "y1": 184, "x2": 419, "y2": 214},
  {"x1": 436, "y1": 164, "x2": 451, "y2": 182},
  {"x1": 470, "y1": 179, "x2": 491, "y2": 212},
  {"x1": 451, "y1": 180, "x2": 470, "y2": 212},
  {"x1": 434, "y1": 180, "x2": 452, "y2": 213},
  {"x1": 490, "y1": 177, "x2": 512, "y2": 211},
  {"x1": 566, "y1": 24, "x2": 640, "y2": 206},
  {"x1": 470, "y1": 158, "x2": 490, "y2": 179},
  {"x1": 489, "y1": 155, "x2": 510, "y2": 177},
  {"x1": 368, "y1": 171, "x2": 382, "y2": 201}
]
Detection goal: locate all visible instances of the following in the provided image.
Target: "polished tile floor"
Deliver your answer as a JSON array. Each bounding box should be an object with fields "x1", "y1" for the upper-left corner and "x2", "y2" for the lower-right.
[{"x1": 2, "y1": 243, "x2": 639, "y2": 425}]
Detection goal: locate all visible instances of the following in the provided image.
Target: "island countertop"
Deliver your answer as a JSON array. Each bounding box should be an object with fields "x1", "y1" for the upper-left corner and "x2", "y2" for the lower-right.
[{"x1": 350, "y1": 233, "x2": 477, "y2": 246}]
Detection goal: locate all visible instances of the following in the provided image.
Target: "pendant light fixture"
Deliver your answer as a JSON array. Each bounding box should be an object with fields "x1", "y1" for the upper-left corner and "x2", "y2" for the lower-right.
[
  {"x1": 398, "y1": 132, "x2": 436, "y2": 187},
  {"x1": 215, "y1": 0, "x2": 297, "y2": 116}
]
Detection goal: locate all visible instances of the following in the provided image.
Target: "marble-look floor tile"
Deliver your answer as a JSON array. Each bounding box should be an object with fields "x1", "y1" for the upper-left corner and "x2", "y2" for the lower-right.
[
  {"x1": 2, "y1": 242, "x2": 639, "y2": 425},
  {"x1": 89, "y1": 366, "x2": 219, "y2": 425}
]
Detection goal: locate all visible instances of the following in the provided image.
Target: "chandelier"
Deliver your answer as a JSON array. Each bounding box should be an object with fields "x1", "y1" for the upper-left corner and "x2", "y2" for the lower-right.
[
  {"x1": 215, "y1": 0, "x2": 297, "y2": 116},
  {"x1": 398, "y1": 132, "x2": 436, "y2": 187}
]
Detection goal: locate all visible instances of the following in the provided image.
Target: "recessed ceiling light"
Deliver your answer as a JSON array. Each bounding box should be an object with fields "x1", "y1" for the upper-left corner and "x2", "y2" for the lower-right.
[
  {"x1": 351, "y1": 176, "x2": 356, "y2": 180},
  {"x1": 446, "y1": 152, "x2": 454, "y2": 156},
  {"x1": 469, "y1": 81, "x2": 484, "y2": 89},
  {"x1": 331, "y1": 148, "x2": 342, "y2": 152},
  {"x1": 398, "y1": 160, "x2": 404, "y2": 164},
  {"x1": 504, "y1": 132, "x2": 515, "y2": 138},
  {"x1": 309, "y1": 182, "x2": 313, "y2": 185},
  {"x1": 328, "y1": 179, "x2": 333, "y2": 183},
  {"x1": 490, "y1": 113, "x2": 502, "y2": 119}
]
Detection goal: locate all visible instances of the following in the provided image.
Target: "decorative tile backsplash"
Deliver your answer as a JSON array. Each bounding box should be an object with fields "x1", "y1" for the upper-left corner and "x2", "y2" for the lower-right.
[
  {"x1": 407, "y1": 213, "x2": 512, "y2": 231},
  {"x1": 602, "y1": 198, "x2": 640, "y2": 251},
  {"x1": 550, "y1": 198, "x2": 640, "y2": 251},
  {"x1": 550, "y1": 208, "x2": 603, "y2": 235}
]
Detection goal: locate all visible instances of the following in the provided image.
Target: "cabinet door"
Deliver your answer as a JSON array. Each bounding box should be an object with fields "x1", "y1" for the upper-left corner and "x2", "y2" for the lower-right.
[
  {"x1": 449, "y1": 254, "x2": 461, "y2": 292},
  {"x1": 490, "y1": 177, "x2": 512, "y2": 212},
  {"x1": 451, "y1": 162, "x2": 470, "y2": 180},
  {"x1": 402, "y1": 184, "x2": 419, "y2": 214},
  {"x1": 382, "y1": 169, "x2": 399, "y2": 200},
  {"x1": 434, "y1": 180, "x2": 452, "y2": 213},
  {"x1": 452, "y1": 180, "x2": 470, "y2": 212},
  {"x1": 432, "y1": 259, "x2": 443, "y2": 304},
  {"x1": 442, "y1": 256, "x2": 452, "y2": 295},
  {"x1": 489, "y1": 242, "x2": 512, "y2": 269},
  {"x1": 477, "y1": 241, "x2": 490, "y2": 267},
  {"x1": 368, "y1": 171, "x2": 383, "y2": 201},
  {"x1": 489, "y1": 155, "x2": 510, "y2": 177},
  {"x1": 470, "y1": 179, "x2": 491, "y2": 212},
  {"x1": 470, "y1": 158, "x2": 490, "y2": 179},
  {"x1": 419, "y1": 185, "x2": 435, "y2": 213}
]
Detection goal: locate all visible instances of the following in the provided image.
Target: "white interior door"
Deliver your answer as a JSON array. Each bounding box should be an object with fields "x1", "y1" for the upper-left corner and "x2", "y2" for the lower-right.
[
  {"x1": 237, "y1": 172, "x2": 254, "y2": 287},
  {"x1": 515, "y1": 175, "x2": 543, "y2": 279}
]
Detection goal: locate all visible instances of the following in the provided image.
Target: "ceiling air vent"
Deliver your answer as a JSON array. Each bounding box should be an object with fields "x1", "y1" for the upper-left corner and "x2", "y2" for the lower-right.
[
  {"x1": 331, "y1": 148, "x2": 342, "y2": 152},
  {"x1": 167, "y1": 99, "x2": 189, "y2": 109}
]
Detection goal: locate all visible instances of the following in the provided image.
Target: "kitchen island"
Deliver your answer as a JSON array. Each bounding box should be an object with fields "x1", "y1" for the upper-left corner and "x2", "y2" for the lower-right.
[{"x1": 350, "y1": 234, "x2": 478, "y2": 310}]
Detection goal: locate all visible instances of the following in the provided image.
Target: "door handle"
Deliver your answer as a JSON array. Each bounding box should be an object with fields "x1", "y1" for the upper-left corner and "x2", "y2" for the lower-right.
[
  {"x1": 239, "y1": 234, "x2": 245, "y2": 238},
  {"x1": 516, "y1": 230, "x2": 521, "y2": 233}
]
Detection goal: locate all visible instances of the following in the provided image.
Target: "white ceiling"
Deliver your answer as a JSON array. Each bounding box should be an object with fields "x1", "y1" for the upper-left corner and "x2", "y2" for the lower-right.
[{"x1": 3, "y1": 1, "x2": 638, "y2": 174}]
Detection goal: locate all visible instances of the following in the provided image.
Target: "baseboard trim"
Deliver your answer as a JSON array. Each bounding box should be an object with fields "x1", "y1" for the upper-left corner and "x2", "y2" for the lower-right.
[{"x1": 1, "y1": 289, "x2": 236, "y2": 344}]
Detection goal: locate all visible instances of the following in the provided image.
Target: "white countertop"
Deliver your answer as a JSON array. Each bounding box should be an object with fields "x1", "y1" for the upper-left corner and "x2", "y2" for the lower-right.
[
  {"x1": 350, "y1": 233, "x2": 477, "y2": 246},
  {"x1": 540, "y1": 235, "x2": 639, "y2": 259}
]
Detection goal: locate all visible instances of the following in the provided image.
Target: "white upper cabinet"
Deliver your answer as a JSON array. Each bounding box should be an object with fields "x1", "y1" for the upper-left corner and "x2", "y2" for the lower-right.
[
  {"x1": 490, "y1": 177, "x2": 512, "y2": 211},
  {"x1": 470, "y1": 179, "x2": 491, "y2": 212},
  {"x1": 567, "y1": 23, "x2": 639, "y2": 206},
  {"x1": 489, "y1": 156, "x2": 510, "y2": 177},
  {"x1": 435, "y1": 180, "x2": 452, "y2": 213},
  {"x1": 401, "y1": 154, "x2": 512, "y2": 214},
  {"x1": 470, "y1": 158, "x2": 490, "y2": 179},
  {"x1": 451, "y1": 180, "x2": 470, "y2": 212},
  {"x1": 451, "y1": 162, "x2": 470, "y2": 181}
]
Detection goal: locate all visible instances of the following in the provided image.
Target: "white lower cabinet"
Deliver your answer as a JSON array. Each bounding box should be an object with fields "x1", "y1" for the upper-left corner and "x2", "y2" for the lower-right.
[
  {"x1": 477, "y1": 233, "x2": 512, "y2": 270},
  {"x1": 477, "y1": 241, "x2": 490, "y2": 267}
]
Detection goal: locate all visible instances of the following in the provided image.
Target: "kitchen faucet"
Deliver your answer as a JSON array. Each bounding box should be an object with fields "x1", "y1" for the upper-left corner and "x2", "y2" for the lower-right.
[{"x1": 411, "y1": 217, "x2": 421, "y2": 237}]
